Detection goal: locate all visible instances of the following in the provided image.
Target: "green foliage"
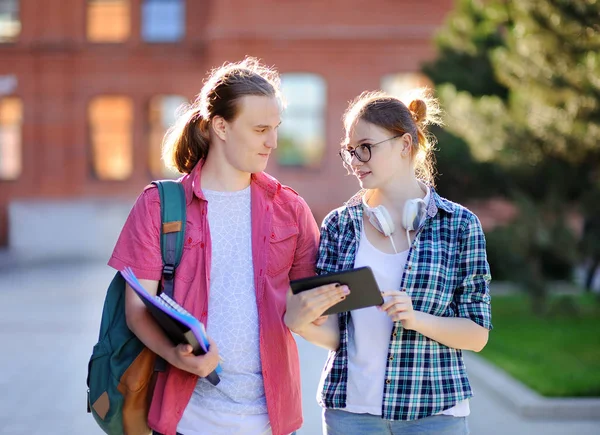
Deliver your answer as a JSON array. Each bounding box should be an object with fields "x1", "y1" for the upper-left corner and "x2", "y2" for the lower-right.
[
  {"x1": 433, "y1": 126, "x2": 508, "y2": 202},
  {"x1": 424, "y1": 0, "x2": 600, "y2": 297},
  {"x1": 427, "y1": 0, "x2": 600, "y2": 173},
  {"x1": 485, "y1": 193, "x2": 578, "y2": 286},
  {"x1": 423, "y1": 0, "x2": 509, "y2": 98},
  {"x1": 491, "y1": 0, "x2": 600, "y2": 163},
  {"x1": 580, "y1": 188, "x2": 600, "y2": 258}
]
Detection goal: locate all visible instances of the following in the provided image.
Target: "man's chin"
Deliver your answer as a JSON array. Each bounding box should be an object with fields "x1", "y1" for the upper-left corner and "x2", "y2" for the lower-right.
[
  {"x1": 243, "y1": 164, "x2": 267, "y2": 175},
  {"x1": 253, "y1": 160, "x2": 269, "y2": 173}
]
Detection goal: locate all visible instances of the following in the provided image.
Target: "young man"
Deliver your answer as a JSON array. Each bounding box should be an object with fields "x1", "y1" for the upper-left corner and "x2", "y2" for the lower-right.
[{"x1": 108, "y1": 58, "x2": 346, "y2": 435}]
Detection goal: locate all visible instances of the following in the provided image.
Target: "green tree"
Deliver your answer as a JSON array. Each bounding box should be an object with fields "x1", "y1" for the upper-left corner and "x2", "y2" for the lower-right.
[
  {"x1": 423, "y1": 0, "x2": 509, "y2": 99},
  {"x1": 423, "y1": 0, "x2": 511, "y2": 202},
  {"x1": 424, "y1": 0, "x2": 600, "y2": 307}
]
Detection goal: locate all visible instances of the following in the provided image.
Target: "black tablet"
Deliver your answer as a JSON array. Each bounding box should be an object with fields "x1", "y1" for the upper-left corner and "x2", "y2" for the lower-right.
[{"x1": 290, "y1": 266, "x2": 383, "y2": 315}]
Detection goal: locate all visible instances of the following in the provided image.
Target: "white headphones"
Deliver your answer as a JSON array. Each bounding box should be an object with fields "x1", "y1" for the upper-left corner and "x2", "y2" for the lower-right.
[{"x1": 362, "y1": 194, "x2": 427, "y2": 254}]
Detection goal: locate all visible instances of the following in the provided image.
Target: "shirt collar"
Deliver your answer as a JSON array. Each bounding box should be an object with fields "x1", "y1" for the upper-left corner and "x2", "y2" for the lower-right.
[
  {"x1": 182, "y1": 161, "x2": 280, "y2": 206},
  {"x1": 345, "y1": 181, "x2": 455, "y2": 217}
]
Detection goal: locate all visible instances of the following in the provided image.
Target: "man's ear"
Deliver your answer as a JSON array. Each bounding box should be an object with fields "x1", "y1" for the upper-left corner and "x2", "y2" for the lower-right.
[{"x1": 211, "y1": 116, "x2": 227, "y2": 141}]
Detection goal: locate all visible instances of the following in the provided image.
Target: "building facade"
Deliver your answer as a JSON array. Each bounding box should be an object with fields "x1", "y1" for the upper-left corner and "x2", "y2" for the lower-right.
[{"x1": 0, "y1": 0, "x2": 454, "y2": 248}]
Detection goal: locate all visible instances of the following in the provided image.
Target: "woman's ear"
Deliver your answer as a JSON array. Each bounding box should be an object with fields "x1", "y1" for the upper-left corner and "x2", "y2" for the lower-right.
[
  {"x1": 400, "y1": 133, "x2": 413, "y2": 157},
  {"x1": 211, "y1": 116, "x2": 227, "y2": 141}
]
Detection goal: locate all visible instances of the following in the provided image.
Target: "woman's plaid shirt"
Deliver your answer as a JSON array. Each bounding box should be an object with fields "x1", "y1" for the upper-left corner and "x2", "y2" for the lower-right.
[{"x1": 316, "y1": 188, "x2": 493, "y2": 420}]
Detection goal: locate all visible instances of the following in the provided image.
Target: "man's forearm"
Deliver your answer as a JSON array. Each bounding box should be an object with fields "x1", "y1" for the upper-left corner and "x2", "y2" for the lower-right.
[
  {"x1": 292, "y1": 316, "x2": 340, "y2": 351},
  {"x1": 126, "y1": 305, "x2": 178, "y2": 363},
  {"x1": 412, "y1": 312, "x2": 489, "y2": 352}
]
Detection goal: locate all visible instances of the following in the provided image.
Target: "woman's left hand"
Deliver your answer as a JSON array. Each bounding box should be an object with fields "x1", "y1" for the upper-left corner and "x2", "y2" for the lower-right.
[{"x1": 380, "y1": 290, "x2": 419, "y2": 330}]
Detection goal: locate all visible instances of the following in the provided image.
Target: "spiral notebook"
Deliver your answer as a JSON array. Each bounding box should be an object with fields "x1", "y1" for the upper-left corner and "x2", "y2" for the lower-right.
[{"x1": 120, "y1": 267, "x2": 221, "y2": 385}]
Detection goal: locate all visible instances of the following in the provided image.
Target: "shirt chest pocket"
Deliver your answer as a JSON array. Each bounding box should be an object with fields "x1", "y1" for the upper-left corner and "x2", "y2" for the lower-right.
[
  {"x1": 406, "y1": 238, "x2": 457, "y2": 315},
  {"x1": 177, "y1": 223, "x2": 204, "y2": 283},
  {"x1": 267, "y1": 224, "x2": 299, "y2": 277},
  {"x1": 183, "y1": 223, "x2": 203, "y2": 250},
  {"x1": 409, "y1": 263, "x2": 453, "y2": 315}
]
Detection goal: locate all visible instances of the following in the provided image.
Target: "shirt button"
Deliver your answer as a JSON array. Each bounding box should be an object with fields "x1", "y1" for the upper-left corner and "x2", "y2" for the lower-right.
[
  {"x1": 393, "y1": 332, "x2": 397, "y2": 337},
  {"x1": 407, "y1": 265, "x2": 412, "y2": 271},
  {"x1": 385, "y1": 379, "x2": 391, "y2": 384},
  {"x1": 388, "y1": 356, "x2": 394, "y2": 361},
  {"x1": 200, "y1": 242, "x2": 205, "y2": 248}
]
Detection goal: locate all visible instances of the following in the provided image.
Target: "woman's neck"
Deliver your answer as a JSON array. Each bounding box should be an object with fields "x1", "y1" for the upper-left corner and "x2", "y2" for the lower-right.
[
  {"x1": 200, "y1": 152, "x2": 251, "y2": 192},
  {"x1": 366, "y1": 177, "x2": 425, "y2": 216}
]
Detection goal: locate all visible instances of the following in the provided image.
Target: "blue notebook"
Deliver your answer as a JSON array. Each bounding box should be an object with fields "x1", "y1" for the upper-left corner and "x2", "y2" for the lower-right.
[{"x1": 121, "y1": 267, "x2": 221, "y2": 385}]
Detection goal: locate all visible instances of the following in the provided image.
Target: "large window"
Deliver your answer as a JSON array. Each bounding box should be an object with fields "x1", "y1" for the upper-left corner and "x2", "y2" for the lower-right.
[
  {"x1": 277, "y1": 73, "x2": 326, "y2": 167},
  {"x1": 148, "y1": 95, "x2": 186, "y2": 178},
  {"x1": 88, "y1": 96, "x2": 133, "y2": 180},
  {"x1": 0, "y1": 96, "x2": 22, "y2": 180},
  {"x1": 0, "y1": 0, "x2": 20, "y2": 42},
  {"x1": 87, "y1": 0, "x2": 130, "y2": 43},
  {"x1": 142, "y1": 0, "x2": 185, "y2": 42},
  {"x1": 381, "y1": 73, "x2": 431, "y2": 100}
]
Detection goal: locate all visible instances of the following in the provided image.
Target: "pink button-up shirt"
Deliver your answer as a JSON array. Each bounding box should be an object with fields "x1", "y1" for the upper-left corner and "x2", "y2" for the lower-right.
[{"x1": 108, "y1": 162, "x2": 319, "y2": 435}]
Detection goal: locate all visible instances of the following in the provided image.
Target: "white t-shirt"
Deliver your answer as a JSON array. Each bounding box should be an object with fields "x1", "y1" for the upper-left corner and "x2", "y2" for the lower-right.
[
  {"x1": 177, "y1": 187, "x2": 271, "y2": 435},
  {"x1": 346, "y1": 217, "x2": 470, "y2": 417}
]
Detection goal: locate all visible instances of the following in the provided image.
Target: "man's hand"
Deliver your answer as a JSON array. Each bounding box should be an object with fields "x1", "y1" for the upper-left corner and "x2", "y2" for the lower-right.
[
  {"x1": 168, "y1": 337, "x2": 221, "y2": 377},
  {"x1": 284, "y1": 284, "x2": 349, "y2": 333}
]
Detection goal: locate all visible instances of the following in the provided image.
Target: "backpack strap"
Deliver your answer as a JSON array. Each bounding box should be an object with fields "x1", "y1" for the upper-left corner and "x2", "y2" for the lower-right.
[
  {"x1": 152, "y1": 180, "x2": 186, "y2": 372},
  {"x1": 153, "y1": 180, "x2": 186, "y2": 299}
]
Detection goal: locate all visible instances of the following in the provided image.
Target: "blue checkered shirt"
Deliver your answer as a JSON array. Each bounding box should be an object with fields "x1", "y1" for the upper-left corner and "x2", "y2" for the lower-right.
[{"x1": 316, "y1": 187, "x2": 492, "y2": 420}]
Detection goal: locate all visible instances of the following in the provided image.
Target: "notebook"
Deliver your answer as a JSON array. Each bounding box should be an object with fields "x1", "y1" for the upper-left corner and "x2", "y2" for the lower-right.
[{"x1": 120, "y1": 267, "x2": 221, "y2": 385}]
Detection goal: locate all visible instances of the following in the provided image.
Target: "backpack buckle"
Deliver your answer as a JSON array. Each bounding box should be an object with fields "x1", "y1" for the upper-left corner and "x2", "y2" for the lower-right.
[{"x1": 162, "y1": 264, "x2": 175, "y2": 281}]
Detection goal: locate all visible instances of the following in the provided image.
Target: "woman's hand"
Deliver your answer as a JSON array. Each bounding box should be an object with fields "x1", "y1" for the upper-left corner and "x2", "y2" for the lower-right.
[
  {"x1": 312, "y1": 316, "x2": 329, "y2": 326},
  {"x1": 168, "y1": 337, "x2": 221, "y2": 378},
  {"x1": 284, "y1": 283, "x2": 349, "y2": 333},
  {"x1": 380, "y1": 290, "x2": 419, "y2": 330}
]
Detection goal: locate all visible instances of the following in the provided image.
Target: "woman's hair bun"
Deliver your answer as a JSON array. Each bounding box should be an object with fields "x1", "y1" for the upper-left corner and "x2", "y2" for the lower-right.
[{"x1": 408, "y1": 99, "x2": 427, "y2": 126}]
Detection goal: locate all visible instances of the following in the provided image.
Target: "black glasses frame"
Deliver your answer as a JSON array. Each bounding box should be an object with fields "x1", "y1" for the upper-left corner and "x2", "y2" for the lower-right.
[{"x1": 338, "y1": 135, "x2": 402, "y2": 165}]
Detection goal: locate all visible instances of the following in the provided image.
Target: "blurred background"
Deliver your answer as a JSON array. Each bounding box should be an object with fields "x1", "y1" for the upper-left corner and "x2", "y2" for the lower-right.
[{"x1": 0, "y1": 0, "x2": 599, "y2": 434}]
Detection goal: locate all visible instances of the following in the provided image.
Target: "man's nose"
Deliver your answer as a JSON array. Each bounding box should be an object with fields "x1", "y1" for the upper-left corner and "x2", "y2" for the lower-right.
[{"x1": 265, "y1": 129, "x2": 278, "y2": 149}]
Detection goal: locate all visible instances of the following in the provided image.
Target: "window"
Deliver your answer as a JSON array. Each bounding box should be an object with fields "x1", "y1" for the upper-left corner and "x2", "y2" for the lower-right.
[
  {"x1": 277, "y1": 73, "x2": 326, "y2": 167},
  {"x1": 142, "y1": 0, "x2": 185, "y2": 42},
  {"x1": 88, "y1": 96, "x2": 133, "y2": 180},
  {"x1": 0, "y1": 96, "x2": 22, "y2": 180},
  {"x1": 381, "y1": 73, "x2": 431, "y2": 100},
  {"x1": 87, "y1": 0, "x2": 130, "y2": 43},
  {"x1": 148, "y1": 95, "x2": 186, "y2": 178},
  {"x1": 0, "y1": 0, "x2": 20, "y2": 42}
]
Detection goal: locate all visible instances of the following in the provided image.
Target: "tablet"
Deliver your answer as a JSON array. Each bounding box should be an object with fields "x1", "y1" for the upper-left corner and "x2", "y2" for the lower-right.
[{"x1": 290, "y1": 266, "x2": 383, "y2": 315}]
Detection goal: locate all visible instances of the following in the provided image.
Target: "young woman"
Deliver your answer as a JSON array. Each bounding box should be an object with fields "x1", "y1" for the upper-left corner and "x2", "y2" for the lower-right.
[
  {"x1": 285, "y1": 90, "x2": 492, "y2": 434},
  {"x1": 109, "y1": 58, "x2": 345, "y2": 435}
]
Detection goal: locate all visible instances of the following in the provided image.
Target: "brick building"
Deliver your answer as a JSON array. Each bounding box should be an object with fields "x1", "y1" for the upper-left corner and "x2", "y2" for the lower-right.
[{"x1": 0, "y1": 0, "x2": 454, "y2": 250}]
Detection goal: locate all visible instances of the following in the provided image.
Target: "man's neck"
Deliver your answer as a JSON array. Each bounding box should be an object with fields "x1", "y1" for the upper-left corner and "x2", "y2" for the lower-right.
[{"x1": 200, "y1": 155, "x2": 251, "y2": 192}]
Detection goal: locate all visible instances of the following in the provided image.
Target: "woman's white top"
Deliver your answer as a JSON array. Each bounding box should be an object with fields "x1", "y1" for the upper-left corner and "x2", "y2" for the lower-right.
[{"x1": 346, "y1": 222, "x2": 470, "y2": 417}]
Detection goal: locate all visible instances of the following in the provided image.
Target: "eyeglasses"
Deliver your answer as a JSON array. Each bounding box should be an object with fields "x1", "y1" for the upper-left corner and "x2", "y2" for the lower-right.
[{"x1": 338, "y1": 135, "x2": 401, "y2": 165}]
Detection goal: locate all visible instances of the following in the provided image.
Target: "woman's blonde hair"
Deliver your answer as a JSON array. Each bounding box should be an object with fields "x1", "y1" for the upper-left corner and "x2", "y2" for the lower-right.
[
  {"x1": 342, "y1": 88, "x2": 443, "y2": 185},
  {"x1": 162, "y1": 57, "x2": 282, "y2": 174}
]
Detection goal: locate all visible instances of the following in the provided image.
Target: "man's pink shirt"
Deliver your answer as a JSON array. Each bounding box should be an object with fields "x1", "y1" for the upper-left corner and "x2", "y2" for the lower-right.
[{"x1": 108, "y1": 162, "x2": 319, "y2": 435}]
